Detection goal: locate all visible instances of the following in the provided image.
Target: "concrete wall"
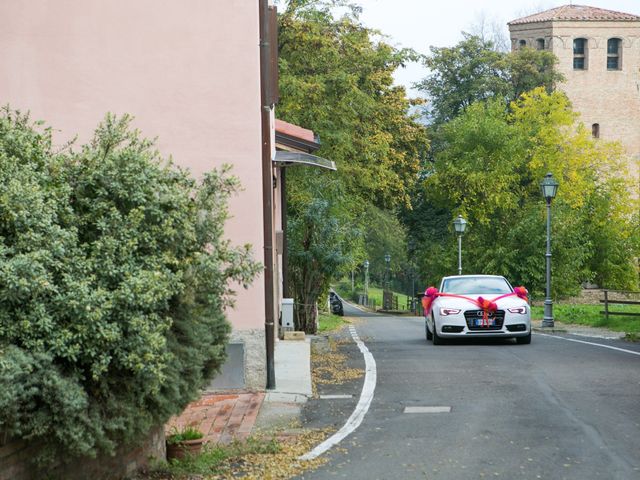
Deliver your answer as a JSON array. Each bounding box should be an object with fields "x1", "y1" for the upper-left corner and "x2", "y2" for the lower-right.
[
  {"x1": 0, "y1": 0, "x2": 267, "y2": 387},
  {"x1": 510, "y1": 19, "x2": 640, "y2": 191}
]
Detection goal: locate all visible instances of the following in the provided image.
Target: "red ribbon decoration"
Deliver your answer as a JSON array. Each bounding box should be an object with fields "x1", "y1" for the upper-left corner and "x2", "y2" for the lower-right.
[{"x1": 421, "y1": 286, "x2": 529, "y2": 328}]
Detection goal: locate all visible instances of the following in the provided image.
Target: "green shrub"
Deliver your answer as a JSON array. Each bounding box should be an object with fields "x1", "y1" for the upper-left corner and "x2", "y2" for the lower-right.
[
  {"x1": 0, "y1": 109, "x2": 261, "y2": 466},
  {"x1": 166, "y1": 426, "x2": 204, "y2": 444}
]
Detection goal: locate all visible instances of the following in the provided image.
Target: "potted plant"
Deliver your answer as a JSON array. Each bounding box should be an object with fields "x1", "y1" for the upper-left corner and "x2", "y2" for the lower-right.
[{"x1": 166, "y1": 426, "x2": 205, "y2": 460}]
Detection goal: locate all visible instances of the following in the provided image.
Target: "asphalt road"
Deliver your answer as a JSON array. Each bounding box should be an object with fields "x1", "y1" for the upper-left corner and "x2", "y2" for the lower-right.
[{"x1": 299, "y1": 302, "x2": 640, "y2": 480}]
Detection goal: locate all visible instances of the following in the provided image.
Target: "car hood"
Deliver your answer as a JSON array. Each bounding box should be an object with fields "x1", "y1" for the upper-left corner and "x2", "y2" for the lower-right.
[{"x1": 435, "y1": 294, "x2": 528, "y2": 309}]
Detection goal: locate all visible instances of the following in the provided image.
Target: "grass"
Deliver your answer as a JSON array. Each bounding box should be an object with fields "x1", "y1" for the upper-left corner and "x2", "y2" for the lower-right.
[
  {"x1": 318, "y1": 312, "x2": 349, "y2": 332},
  {"x1": 365, "y1": 286, "x2": 410, "y2": 310},
  {"x1": 334, "y1": 280, "x2": 410, "y2": 310},
  {"x1": 140, "y1": 437, "x2": 280, "y2": 478},
  {"x1": 531, "y1": 303, "x2": 640, "y2": 334},
  {"x1": 137, "y1": 431, "x2": 332, "y2": 480}
]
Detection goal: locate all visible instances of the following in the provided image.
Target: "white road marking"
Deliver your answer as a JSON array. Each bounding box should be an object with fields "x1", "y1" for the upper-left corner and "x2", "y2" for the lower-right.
[
  {"x1": 319, "y1": 394, "x2": 354, "y2": 399},
  {"x1": 300, "y1": 325, "x2": 377, "y2": 461},
  {"x1": 404, "y1": 406, "x2": 452, "y2": 414},
  {"x1": 538, "y1": 333, "x2": 640, "y2": 357}
]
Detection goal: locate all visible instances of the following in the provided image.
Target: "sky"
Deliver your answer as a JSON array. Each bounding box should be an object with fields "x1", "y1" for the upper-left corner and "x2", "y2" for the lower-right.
[{"x1": 352, "y1": 0, "x2": 640, "y2": 96}]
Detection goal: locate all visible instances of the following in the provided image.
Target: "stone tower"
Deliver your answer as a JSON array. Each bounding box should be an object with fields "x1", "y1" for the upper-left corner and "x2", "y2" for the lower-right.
[{"x1": 508, "y1": 4, "x2": 640, "y2": 192}]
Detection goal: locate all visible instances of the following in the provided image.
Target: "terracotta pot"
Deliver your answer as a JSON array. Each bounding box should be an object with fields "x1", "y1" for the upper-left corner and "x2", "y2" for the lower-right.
[{"x1": 166, "y1": 438, "x2": 204, "y2": 461}]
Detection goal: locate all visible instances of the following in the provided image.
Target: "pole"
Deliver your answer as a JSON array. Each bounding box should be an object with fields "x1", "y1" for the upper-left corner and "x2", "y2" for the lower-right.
[
  {"x1": 365, "y1": 264, "x2": 369, "y2": 304},
  {"x1": 259, "y1": 0, "x2": 276, "y2": 389},
  {"x1": 411, "y1": 268, "x2": 415, "y2": 312},
  {"x1": 542, "y1": 199, "x2": 554, "y2": 327},
  {"x1": 457, "y1": 234, "x2": 462, "y2": 275}
]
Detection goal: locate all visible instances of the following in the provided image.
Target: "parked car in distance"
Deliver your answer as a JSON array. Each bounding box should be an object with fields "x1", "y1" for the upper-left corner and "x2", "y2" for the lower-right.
[{"x1": 425, "y1": 275, "x2": 531, "y2": 345}]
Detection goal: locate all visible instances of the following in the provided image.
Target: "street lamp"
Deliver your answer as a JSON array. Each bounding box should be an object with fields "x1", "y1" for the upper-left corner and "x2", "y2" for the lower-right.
[
  {"x1": 384, "y1": 254, "x2": 391, "y2": 290},
  {"x1": 384, "y1": 254, "x2": 392, "y2": 310},
  {"x1": 453, "y1": 215, "x2": 467, "y2": 275},
  {"x1": 540, "y1": 172, "x2": 559, "y2": 328},
  {"x1": 363, "y1": 260, "x2": 370, "y2": 303}
]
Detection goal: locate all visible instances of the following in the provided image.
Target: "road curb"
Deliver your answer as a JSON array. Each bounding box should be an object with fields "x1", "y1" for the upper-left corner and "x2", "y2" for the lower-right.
[{"x1": 533, "y1": 327, "x2": 568, "y2": 334}]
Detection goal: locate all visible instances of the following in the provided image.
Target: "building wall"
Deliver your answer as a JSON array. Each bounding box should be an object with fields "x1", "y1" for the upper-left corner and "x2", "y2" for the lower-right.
[
  {"x1": 0, "y1": 0, "x2": 267, "y2": 388},
  {"x1": 510, "y1": 20, "x2": 640, "y2": 191}
]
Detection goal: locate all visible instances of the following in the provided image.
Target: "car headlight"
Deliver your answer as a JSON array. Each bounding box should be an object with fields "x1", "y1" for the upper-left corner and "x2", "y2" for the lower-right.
[
  {"x1": 439, "y1": 308, "x2": 461, "y2": 316},
  {"x1": 508, "y1": 306, "x2": 528, "y2": 314}
]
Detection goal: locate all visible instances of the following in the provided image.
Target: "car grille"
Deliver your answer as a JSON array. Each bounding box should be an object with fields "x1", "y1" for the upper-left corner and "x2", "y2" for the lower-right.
[{"x1": 464, "y1": 309, "x2": 505, "y2": 330}]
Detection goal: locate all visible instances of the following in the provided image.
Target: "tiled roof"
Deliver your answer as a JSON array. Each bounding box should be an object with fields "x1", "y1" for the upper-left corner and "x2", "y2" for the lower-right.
[
  {"x1": 509, "y1": 4, "x2": 640, "y2": 25},
  {"x1": 275, "y1": 119, "x2": 316, "y2": 144}
]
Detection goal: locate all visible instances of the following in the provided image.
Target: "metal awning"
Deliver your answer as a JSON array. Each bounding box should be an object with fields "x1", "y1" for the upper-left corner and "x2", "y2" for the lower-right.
[{"x1": 273, "y1": 151, "x2": 336, "y2": 171}]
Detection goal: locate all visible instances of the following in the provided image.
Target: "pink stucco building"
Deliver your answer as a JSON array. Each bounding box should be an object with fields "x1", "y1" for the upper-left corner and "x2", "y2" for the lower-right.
[{"x1": 0, "y1": 0, "x2": 291, "y2": 389}]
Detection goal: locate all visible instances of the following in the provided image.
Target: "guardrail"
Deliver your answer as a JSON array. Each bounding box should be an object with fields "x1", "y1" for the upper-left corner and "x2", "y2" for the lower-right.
[{"x1": 600, "y1": 289, "x2": 640, "y2": 321}]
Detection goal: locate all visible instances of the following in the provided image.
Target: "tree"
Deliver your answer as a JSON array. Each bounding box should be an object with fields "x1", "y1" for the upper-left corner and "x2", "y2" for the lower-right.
[
  {"x1": 418, "y1": 33, "x2": 563, "y2": 125},
  {"x1": 278, "y1": 2, "x2": 428, "y2": 208},
  {"x1": 0, "y1": 111, "x2": 260, "y2": 466},
  {"x1": 278, "y1": 1, "x2": 428, "y2": 330},
  {"x1": 415, "y1": 89, "x2": 638, "y2": 296},
  {"x1": 286, "y1": 169, "x2": 362, "y2": 333},
  {"x1": 362, "y1": 205, "x2": 408, "y2": 287}
]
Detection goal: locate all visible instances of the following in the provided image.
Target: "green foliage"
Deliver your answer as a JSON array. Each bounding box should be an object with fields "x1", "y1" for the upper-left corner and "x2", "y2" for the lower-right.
[
  {"x1": 159, "y1": 437, "x2": 280, "y2": 477},
  {"x1": 418, "y1": 34, "x2": 563, "y2": 125},
  {"x1": 287, "y1": 170, "x2": 361, "y2": 333},
  {"x1": 363, "y1": 205, "x2": 408, "y2": 284},
  {"x1": 318, "y1": 312, "x2": 348, "y2": 332},
  {"x1": 278, "y1": 2, "x2": 428, "y2": 331},
  {"x1": 530, "y1": 304, "x2": 640, "y2": 334},
  {"x1": 415, "y1": 89, "x2": 638, "y2": 296},
  {"x1": 278, "y1": 1, "x2": 428, "y2": 209},
  {"x1": 0, "y1": 110, "x2": 260, "y2": 465},
  {"x1": 166, "y1": 426, "x2": 204, "y2": 444}
]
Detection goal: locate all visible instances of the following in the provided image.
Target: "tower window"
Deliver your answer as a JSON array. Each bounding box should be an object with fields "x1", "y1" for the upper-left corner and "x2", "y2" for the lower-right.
[
  {"x1": 592, "y1": 123, "x2": 600, "y2": 139},
  {"x1": 519, "y1": 39, "x2": 527, "y2": 48},
  {"x1": 536, "y1": 38, "x2": 545, "y2": 50},
  {"x1": 607, "y1": 38, "x2": 622, "y2": 70},
  {"x1": 573, "y1": 38, "x2": 587, "y2": 70}
]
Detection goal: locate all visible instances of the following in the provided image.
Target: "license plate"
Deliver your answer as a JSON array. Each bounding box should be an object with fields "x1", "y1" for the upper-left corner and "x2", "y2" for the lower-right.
[{"x1": 473, "y1": 318, "x2": 495, "y2": 327}]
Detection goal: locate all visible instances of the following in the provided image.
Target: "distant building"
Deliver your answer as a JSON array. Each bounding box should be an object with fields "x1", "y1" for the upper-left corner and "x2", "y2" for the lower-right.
[{"x1": 508, "y1": 4, "x2": 640, "y2": 192}]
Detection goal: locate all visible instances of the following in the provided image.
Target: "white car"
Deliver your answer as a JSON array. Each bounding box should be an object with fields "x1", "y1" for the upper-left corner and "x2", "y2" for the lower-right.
[{"x1": 425, "y1": 275, "x2": 531, "y2": 345}]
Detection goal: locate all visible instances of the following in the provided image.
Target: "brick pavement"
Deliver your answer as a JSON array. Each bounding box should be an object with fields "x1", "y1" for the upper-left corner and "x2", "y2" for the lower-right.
[{"x1": 165, "y1": 392, "x2": 265, "y2": 444}]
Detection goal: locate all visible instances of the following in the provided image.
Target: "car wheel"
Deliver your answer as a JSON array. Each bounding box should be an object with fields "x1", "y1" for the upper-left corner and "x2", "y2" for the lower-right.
[
  {"x1": 432, "y1": 316, "x2": 444, "y2": 345},
  {"x1": 516, "y1": 332, "x2": 531, "y2": 345},
  {"x1": 425, "y1": 320, "x2": 433, "y2": 341}
]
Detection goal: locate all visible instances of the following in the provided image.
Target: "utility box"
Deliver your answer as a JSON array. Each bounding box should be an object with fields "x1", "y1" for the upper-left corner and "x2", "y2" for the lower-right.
[{"x1": 281, "y1": 298, "x2": 294, "y2": 331}]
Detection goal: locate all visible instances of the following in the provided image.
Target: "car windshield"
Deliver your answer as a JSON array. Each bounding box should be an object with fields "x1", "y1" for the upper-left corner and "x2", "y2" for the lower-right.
[{"x1": 441, "y1": 277, "x2": 512, "y2": 295}]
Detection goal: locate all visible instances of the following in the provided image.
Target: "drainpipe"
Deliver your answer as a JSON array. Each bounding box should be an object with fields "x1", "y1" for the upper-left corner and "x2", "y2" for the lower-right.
[{"x1": 259, "y1": 0, "x2": 276, "y2": 390}]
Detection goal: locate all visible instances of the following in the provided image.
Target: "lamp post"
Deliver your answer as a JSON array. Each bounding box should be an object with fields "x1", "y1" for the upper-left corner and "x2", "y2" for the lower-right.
[
  {"x1": 364, "y1": 260, "x2": 370, "y2": 303},
  {"x1": 453, "y1": 215, "x2": 467, "y2": 275},
  {"x1": 384, "y1": 254, "x2": 391, "y2": 290},
  {"x1": 540, "y1": 172, "x2": 559, "y2": 328}
]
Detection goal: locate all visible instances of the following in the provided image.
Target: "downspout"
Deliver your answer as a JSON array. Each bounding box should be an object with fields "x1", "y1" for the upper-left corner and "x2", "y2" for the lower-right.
[
  {"x1": 259, "y1": 0, "x2": 276, "y2": 390},
  {"x1": 281, "y1": 168, "x2": 288, "y2": 298}
]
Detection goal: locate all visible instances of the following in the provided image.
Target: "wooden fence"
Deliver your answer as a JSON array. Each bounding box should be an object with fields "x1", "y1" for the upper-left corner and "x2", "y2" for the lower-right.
[{"x1": 600, "y1": 289, "x2": 640, "y2": 321}]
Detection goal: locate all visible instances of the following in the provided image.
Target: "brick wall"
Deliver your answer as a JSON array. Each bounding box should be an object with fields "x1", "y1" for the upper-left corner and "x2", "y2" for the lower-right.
[
  {"x1": 510, "y1": 19, "x2": 640, "y2": 194},
  {"x1": 0, "y1": 427, "x2": 165, "y2": 480}
]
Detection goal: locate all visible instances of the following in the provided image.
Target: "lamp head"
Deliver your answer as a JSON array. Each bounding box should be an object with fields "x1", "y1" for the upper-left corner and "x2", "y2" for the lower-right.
[
  {"x1": 453, "y1": 215, "x2": 467, "y2": 235},
  {"x1": 540, "y1": 172, "x2": 559, "y2": 202}
]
